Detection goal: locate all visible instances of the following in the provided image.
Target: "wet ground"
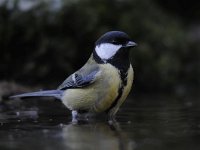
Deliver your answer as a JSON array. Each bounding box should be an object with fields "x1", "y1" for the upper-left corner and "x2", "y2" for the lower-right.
[{"x1": 0, "y1": 94, "x2": 200, "y2": 150}]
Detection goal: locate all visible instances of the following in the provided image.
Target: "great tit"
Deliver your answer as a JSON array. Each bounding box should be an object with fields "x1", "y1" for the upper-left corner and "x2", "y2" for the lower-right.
[{"x1": 10, "y1": 31, "x2": 137, "y2": 119}]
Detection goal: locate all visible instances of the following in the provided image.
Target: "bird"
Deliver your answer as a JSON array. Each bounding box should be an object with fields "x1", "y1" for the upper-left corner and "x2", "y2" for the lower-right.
[{"x1": 10, "y1": 31, "x2": 137, "y2": 120}]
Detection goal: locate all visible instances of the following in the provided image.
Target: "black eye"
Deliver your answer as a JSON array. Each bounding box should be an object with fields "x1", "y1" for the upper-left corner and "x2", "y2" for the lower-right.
[{"x1": 111, "y1": 40, "x2": 118, "y2": 44}]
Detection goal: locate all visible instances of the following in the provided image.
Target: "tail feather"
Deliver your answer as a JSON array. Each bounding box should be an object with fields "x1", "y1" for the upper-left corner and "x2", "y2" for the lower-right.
[{"x1": 10, "y1": 90, "x2": 63, "y2": 100}]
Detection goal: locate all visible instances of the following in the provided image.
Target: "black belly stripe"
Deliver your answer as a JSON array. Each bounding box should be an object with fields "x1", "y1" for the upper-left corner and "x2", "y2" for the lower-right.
[{"x1": 105, "y1": 68, "x2": 128, "y2": 113}]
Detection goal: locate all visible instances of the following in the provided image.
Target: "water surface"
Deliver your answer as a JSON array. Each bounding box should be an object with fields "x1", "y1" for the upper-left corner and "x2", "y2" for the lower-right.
[{"x1": 0, "y1": 95, "x2": 200, "y2": 150}]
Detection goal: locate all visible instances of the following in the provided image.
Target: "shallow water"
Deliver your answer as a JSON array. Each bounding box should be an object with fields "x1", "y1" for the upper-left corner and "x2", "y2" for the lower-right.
[{"x1": 0, "y1": 95, "x2": 200, "y2": 150}]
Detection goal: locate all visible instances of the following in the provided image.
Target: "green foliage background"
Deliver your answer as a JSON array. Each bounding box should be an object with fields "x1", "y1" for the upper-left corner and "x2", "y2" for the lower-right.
[{"x1": 0, "y1": 0, "x2": 199, "y2": 95}]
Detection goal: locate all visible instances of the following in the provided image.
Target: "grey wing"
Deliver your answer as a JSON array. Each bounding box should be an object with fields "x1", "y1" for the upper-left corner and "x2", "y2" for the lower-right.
[{"x1": 57, "y1": 68, "x2": 99, "y2": 90}]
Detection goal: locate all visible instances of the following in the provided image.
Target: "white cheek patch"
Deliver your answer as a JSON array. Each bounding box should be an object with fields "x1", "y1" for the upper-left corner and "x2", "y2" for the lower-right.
[{"x1": 95, "y1": 43, "x2": 122, "y2": 61}]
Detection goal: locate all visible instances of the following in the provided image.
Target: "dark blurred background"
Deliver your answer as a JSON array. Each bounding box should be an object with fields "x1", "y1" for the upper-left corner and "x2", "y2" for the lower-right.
[{"x1": 0, "y1": 0, "x2": 199, "y2": 99}]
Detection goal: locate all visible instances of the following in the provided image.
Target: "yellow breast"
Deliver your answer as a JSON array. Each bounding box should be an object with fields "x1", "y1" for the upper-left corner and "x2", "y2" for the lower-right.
[
  {"x1": 62, "y1": 64, "x2": 120, "y2": 113},
  {"x1": 92, "y1": 64, "x2": 121, "y2": 112}
]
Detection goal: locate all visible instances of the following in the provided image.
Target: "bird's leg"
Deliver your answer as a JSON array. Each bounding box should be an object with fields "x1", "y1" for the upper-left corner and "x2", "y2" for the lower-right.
[
  {"x1": 108, "y1": 109, "x2": 117, "y2": 122},
  {"x1": 71, "y1": 110, "x2": 78, "y2": 123}
]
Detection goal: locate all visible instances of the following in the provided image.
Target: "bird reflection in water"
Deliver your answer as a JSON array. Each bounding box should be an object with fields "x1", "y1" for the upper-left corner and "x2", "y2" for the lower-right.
[{"x1": 61, "y1": 120, "x2": 135, "y2": 150}]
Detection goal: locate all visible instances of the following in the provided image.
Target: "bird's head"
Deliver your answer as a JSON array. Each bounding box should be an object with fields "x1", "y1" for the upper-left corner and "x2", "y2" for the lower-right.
[{"x1": 94, "y1": 31, "x2": 137, "y2": 62}]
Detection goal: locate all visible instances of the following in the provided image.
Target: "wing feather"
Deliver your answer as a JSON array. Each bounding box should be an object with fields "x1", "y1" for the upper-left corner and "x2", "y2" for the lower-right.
[{"x1": 58, "y1": 65, "x2": 99, "y2": 90}]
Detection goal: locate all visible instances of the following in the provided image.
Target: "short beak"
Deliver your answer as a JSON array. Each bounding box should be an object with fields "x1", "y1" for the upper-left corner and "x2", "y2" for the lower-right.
[{"x1": 126, "y1": 41, "x2": 137, "y2": 48}]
